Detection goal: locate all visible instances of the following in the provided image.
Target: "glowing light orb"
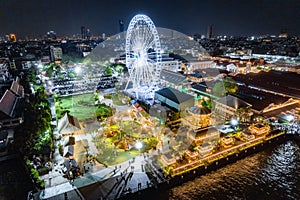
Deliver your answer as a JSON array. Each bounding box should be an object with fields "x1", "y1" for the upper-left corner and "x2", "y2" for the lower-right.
[
  {"x1": 135, "y1": 141, "x2": 143, "y2": 149},
  {"x1": 75, "y1": 66, "x2": 81, "y2": 73},
  {"x1": 230, "y1": 119, "x2": 239, "y2": 126}
]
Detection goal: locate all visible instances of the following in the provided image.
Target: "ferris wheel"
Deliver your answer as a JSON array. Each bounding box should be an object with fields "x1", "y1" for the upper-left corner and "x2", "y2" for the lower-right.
[{"x1": 125, "y1": 14, "x2": 162, "y2": 97}]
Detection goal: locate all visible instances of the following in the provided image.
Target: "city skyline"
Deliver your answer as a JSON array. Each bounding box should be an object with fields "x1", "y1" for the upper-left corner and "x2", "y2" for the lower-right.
[{"x1": 1, "y1": 0, "x2": 300, "y2": 38}]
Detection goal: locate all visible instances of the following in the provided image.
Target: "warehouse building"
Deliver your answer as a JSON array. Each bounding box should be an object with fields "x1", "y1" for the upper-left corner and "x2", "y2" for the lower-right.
[{"x1": 155, "y1": 87, "x2": 194, "y2": 111}]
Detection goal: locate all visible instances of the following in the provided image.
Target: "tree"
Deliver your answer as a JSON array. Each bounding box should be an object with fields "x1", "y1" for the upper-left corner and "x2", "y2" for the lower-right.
[
  {"x1": 43, "y1": 62, "x2": 55, "y2": 77},
  {"x1": 235, "y1": 107, "x2": 252, "y2": 122},
  {"x1": 147, "y1": 137, "x2": 158, "y2": 149},
  {"x1": 95, "y1": 104, "x2": 113, "y2": 121},
  {"x1": 105, "y1": 67, "x2": 113, "y2": 76},
  {"x1": 26, "y1": 68, "x2": 37, "y2": 85},
  {"x1": 223, "y1": 77, "x2": 238, "y2": 94},
  {"x1": 18, "y1": 85, "x2": 53, "y2": 157},
  {"x1": 68, "y1": 72, "x2": 75, "y2": 79},
  {"x1": 213, "y1": 82, "x2": 225, "y2": 97},
  {"x1": 61, "y1": 53, "x2": 84, "y2": 64},
  {"x1": 115, "y1": 64, "x2": 124, "y2": 73},
  {"x1": 54, "y1": 95, "x2": 68, "y2": 119},
  {"x1": 94, "y1": 92, "x2": 100, "y2": 102},
  {"x1": 213, "y1": 77, "x2": 238, "y2": 97},
  {"x1": 202, "y1": 99, "x2": 212, "y2": 109}
]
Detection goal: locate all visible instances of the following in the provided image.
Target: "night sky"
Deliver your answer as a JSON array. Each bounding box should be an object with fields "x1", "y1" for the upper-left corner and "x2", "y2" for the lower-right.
[{"x1": 1, "y1": 0, "x2": 300, "y2": 38}]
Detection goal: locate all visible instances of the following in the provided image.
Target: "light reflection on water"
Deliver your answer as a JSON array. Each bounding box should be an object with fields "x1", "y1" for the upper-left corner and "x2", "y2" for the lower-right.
[{"x1": 168, "y1": 141, "x2": 300, "y2": 200}]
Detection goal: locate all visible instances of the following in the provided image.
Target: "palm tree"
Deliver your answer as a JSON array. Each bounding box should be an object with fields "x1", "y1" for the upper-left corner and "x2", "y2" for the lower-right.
[{"x1": 235, "y1": 107, "x2": 252, "y2": 123}]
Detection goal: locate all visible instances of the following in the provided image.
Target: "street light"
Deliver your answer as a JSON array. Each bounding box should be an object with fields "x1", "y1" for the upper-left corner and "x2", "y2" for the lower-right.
[
  {"x1": 230, "y1": 118, "x2": 239, "y2": 131},
  {"x1": 75, "y1": 66, "x2": 81, "y2": 74},
  {"x1": 48, "y1": 80, "x2": 52, "y2": 86},
  {"x1": 135, "y1": 141, "x2": 143, "y2": 151},
  {"x1": 230, "y1": 118, "x2": 239, "y2": 126}
]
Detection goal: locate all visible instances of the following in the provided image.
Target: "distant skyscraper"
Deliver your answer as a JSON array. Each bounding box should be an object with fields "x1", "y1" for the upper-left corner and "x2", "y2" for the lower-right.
[
  {"x1": 50, "y1": 46, "x2": 62, "y2": 62},
  {"x1": 119, "y1": 20, "x2": 124, "y2": 33},
  {"x1": 86, "y1": 28, "x2": 91, "y2": 39},
  {"x1": 207, "y1": 25, "x2": 213, "y2": 39},
  {"x1": 81, "y1": 26, "x2": 86, "y2": 39},
  {"x1": 119, "y1": 20, "x2": 125, "y2": 40}
]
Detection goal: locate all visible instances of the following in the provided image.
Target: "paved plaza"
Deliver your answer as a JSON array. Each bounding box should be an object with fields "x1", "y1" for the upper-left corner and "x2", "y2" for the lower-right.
[{"x1": 38, "y1": 152, "x2": 161, "y2": 200}]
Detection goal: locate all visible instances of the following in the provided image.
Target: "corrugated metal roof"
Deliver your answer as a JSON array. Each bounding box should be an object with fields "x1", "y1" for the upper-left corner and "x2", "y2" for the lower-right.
[
  {"x1": 191, "y1": 83, "x2": 207, "y2": 93},
  {"x1": 160, "y1": 69, "x2": 186, "y2": 85},
  {"x1": 155, "y1": 87, "x2": 193, "y2": 104},
  {"x1": 216, "y1": 95, "x2": 251, "y2": 109}
]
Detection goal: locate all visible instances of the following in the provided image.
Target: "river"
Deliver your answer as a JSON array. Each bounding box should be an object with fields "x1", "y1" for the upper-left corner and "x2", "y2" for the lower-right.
[{"x1": 165, "y1": 140, "x2": 300, "y2": 200}]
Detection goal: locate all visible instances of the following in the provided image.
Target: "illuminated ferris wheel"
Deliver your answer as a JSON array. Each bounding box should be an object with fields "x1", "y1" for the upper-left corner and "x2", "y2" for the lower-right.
[{"x1": 125, "y1": 14, "x2": 162, "y2": 97}]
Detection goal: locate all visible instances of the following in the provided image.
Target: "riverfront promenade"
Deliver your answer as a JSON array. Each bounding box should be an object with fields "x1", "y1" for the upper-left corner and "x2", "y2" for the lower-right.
[
  {"x1": 34, "y1": 125, "x2": 300, "y2": 200},
  {"x1": 37, "y1": 152, "x2": 164, "y2": 200}
]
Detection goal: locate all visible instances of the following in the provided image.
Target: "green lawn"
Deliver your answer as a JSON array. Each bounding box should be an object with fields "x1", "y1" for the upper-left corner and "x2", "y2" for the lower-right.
[
  {"x1": 59, "y1": 93, "x2": 97, "y2": 120},
  {"x1": 95, "y1": 143, "x2": 140, "y2": 166},
  {"x1": 111, "y1": 92, "x2": 130, "y2": 106}
]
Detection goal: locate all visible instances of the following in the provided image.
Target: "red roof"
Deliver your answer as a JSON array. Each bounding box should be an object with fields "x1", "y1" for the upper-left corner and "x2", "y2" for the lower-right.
[
  {"x1": 0, "y1": 90, "x2": 18, "y2": 118},
  {"x1": 10, "y1": 80, "x2": 24, "y2": 97}
]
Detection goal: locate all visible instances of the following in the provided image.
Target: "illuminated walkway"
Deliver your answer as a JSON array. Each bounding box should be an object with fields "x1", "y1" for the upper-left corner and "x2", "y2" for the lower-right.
[{"x1": 39, "y1": 154, "x2": 152, "y2": 200}]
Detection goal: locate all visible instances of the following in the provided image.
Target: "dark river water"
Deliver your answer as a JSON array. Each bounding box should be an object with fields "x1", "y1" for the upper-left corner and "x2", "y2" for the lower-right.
[{"x1": 165, "y1": 141, "x2": 300, "y2": 200}]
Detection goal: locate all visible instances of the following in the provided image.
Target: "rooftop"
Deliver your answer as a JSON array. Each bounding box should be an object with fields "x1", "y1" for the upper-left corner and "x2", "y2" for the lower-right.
[
  {"x1": 190, "y1": 126, "x2": 219, "y2": 138},
  {"x1": 63, "y1": 145, "x2": 74, "y2": 157},
  {"x1": 191, "y1": 83, "x2": 207, "y2": 93},
  {"x1": 0, "y1": 89, "x2": 22, "y2": 119},
  {"x1": 189, "y1": 106, "x2": 211, "y2": 115},
  {"x1": 263, "y1": 102, "x2": 300, "y2": 118},
  {"x1": 233, "y1": 86, "x2": 290, "y2": 111},
  {"x1": 160, "y1": 69, "x2": 186, "y2": 85},
  {"x1": 155, "y1": 87, "x2": 194, "y2": 104},
  {"x1": 10, "y1": 80, "x2": 24, "y2": 97},
  {"x1": 188, "y1": 73, "x2": 203, "y2": 78},
  {"x1": 232, "y1": 71, "x2": 300, "y2": 98},
  {"x1": 57, "y1": 113, "x2": 81, "y2": 134},
  {"x1": 215, "y1": 95, "x2": 251, "y2": 110}
]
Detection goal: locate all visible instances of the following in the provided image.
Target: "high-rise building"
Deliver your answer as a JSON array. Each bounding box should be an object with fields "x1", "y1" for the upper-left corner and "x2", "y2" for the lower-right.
[
  {"x1": 81, "y1": 26, "x2": 86, "y2": 39},
  {"x1": 86, "y1": 28, "x2": 91, "y2": 39},
  {"x1": 119, "y1": 20, "x2": 124, "y2": 33},
  {"x1": 50, "y1": 46, "x2": 62, "y2": 62},
  {"x1": 207, "y1": 25, "x2": 213, "y2": 39}
]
